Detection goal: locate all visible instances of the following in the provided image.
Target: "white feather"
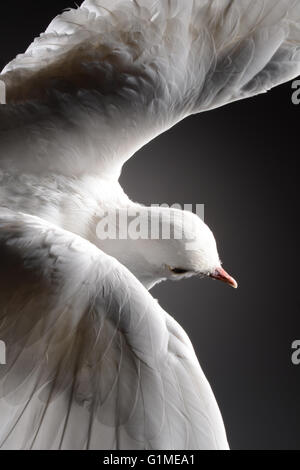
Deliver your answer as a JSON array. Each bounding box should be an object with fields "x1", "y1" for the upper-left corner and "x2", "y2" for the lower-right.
[{"x1": 0, "y1": 0, "x2": 299, "y2": 176}]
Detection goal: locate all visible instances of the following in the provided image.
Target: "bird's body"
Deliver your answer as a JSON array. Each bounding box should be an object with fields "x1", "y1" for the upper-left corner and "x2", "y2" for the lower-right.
[{"x1": 0, "y1": 0, "x2": 299, "y2": 450}]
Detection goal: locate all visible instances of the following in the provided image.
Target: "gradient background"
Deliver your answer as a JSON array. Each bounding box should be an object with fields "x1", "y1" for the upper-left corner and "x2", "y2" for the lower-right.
[{"x1": 0, "y1": 0, "x2": 299, "y2": 450}]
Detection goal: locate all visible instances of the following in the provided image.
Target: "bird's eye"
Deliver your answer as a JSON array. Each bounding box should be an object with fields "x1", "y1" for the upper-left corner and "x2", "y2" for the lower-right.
[{"x1": 170, "y1": 267, "x2": 189, "y2": 275}]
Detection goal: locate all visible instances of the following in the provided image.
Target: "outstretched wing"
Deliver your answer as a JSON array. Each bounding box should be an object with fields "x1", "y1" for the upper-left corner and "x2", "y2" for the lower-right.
[
  {"x1": 0, "y1": 209, "x2": 228, "y2": 450},
  {"x1": 0, "y1": 0, "x2": 299, "y2": 177}
]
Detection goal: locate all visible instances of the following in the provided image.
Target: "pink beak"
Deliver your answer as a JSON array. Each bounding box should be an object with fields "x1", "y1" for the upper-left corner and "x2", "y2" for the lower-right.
[{"x1": 210, "y1": 267, "x2": 238, "y2": 288}]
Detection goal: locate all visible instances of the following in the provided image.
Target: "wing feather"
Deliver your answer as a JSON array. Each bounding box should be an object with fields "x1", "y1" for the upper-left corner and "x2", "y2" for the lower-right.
[
  {"x1": 0, "y1": 209, "x2": 228, "y2": 449},
  {"x1": 0, "y1": 0, "x2": 299, "y2": 177}
]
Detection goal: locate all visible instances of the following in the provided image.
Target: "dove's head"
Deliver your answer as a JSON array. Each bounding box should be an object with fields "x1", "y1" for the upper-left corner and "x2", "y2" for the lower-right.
[
  {"x1": 97, "y1": 206, "x2": 237, "y2": 290},
  {"x1": 161, "y1": 209, "x2": 237, "y2": 284}
]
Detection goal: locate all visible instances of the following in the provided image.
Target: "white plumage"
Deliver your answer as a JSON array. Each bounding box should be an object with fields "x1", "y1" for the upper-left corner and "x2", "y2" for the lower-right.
[{"x1": 0, "y1": 0, "x2": 299, "y2": 450}]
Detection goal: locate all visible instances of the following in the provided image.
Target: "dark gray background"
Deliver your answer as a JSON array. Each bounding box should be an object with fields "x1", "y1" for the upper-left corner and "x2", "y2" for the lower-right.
[{"x1": 0, "y1": 0, "x2": 299, "y2": 450}]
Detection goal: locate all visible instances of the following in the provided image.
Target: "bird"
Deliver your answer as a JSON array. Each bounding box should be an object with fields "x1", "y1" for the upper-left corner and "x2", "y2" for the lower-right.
[{"x1": 0, "y1": 0, "x2": 299, "y2": 450}]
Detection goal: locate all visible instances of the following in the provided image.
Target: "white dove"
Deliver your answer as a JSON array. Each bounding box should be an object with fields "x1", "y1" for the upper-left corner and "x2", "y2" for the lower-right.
[{"x1": 0, "y1": 0, "x2": 299, "y2": 450}]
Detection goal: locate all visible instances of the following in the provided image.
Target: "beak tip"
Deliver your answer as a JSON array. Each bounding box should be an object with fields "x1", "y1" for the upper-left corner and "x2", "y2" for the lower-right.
[{"x1": 210, "y1": 267, "x2": 238, "y2": 289}]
